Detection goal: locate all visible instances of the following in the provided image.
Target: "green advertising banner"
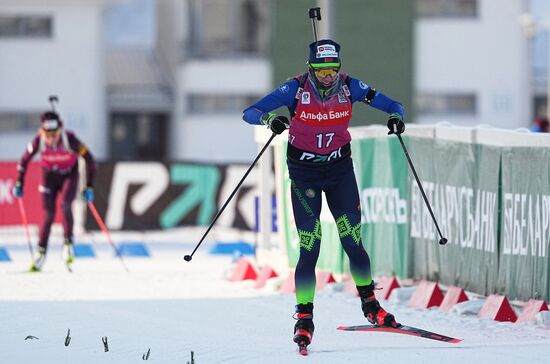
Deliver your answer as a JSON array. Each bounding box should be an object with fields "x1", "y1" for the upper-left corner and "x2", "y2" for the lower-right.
[
  {"x1": 352, "y1": 136, "x2": 409, "y2": 278},
  {"x1": 278, "y1": 129, "x2": 550, "y2": 301},
  {"x1": 499, "y1": 147, "x2": 550, "y2": 301},
  {"x1": 407, "y1": 139, "x2": 500, "y2": 296}
]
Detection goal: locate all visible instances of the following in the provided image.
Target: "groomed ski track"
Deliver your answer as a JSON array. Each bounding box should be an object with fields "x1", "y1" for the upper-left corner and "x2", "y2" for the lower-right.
[{"x1": 1, "y1": 232, "x2": 550, "y2": 363}]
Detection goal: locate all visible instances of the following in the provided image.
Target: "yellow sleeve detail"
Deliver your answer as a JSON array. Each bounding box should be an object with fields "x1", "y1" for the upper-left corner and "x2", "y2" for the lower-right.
[{"x1": 79, "y1": 144, "x2": 88, "y2": 156}]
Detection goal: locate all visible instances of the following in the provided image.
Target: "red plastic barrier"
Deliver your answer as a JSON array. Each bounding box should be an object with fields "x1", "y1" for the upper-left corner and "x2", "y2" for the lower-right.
[
  {"x1": 478, "y1": 295, "x2": 517, "y2": 322},
  {"x1": 375, "y1": 276, "x2": 401, "y2": 300},
  {"x1": 516, "y1": 299, "x2": 549, "y2": 323},
  {"x1": 439, "y1": 286, "x2": 469, "y2": 312},
  {"x1": 315, "y1": 271, "x2": 336, "y2": 290},
  {"x1": 228, "y1": 258, "x2": 257, "y2": 282},
  {"x1": 279, "y1": 271, "x2": 296, "y2": 293},
  {"x1": 342, "y1": 276, "x2": 359, "y2": 297},
  {"x1": 408, "y1": 280, "x2": 444, "y2": 309},
  {"x1": 279, "y1": 271, "x2": 338, "y2": 293},
  {"x1": 254, "y1": 266, "x2": 279, "y2": 289}
]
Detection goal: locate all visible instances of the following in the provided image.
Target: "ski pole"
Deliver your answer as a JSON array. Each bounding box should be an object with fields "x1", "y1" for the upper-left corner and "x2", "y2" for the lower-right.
[
  {"x1": 308, "y1": 7, "x2": 322, "y2": 43},
  {"x1": 17, "y1": 198, "x2": 35, "y2": 260},
  {"x1": 184, "y1": 132, "x2": 277, "y2": 262},
  {"x1": 87, "y1": 201, "x2": 129, "y2": 271},
  {"x1": 48, "y1": 95, "x2": 59, "y2": 112},
  {"x1": 395, "y1": 133, "x2": 448, "y2": 245}
]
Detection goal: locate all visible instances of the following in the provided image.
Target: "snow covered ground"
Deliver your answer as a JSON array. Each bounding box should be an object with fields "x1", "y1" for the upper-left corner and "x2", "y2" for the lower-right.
[{"x1": 1, "y1": 231, "x2": 550, "y2": 363}]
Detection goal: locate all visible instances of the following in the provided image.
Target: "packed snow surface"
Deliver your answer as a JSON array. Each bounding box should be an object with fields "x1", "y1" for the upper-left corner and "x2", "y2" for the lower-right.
[{"x1": 1, "y1": 232, "x2": 550, "y2": 363}]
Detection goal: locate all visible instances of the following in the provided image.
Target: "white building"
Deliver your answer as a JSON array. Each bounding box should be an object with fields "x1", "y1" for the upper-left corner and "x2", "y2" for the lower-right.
[
  {"x1": 0, "y1": 0, "x2": 106, "y2": 159},
  {"x1": 157, "y1": 0, "x2": 272, "y2": 163},
  {"x1": 415, "y1": 0, "x2": 532, "y2": 129}
]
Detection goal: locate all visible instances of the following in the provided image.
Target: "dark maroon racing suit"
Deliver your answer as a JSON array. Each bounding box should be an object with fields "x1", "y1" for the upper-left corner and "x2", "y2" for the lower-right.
[{"x1": 17, "y1": 129, "x2": 96, "y2": 251}]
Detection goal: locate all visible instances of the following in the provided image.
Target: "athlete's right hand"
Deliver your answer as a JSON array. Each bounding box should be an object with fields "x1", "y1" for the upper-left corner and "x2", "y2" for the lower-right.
[
  {"x1": 13, "y1": 180, "x2": 23, "y2": 198},
  {"x1": 387, "y1": 113, "x2": 405, "y2": 135},
  {"x1": 264, "y1": 114, "x2": 290, "y2": 135}
]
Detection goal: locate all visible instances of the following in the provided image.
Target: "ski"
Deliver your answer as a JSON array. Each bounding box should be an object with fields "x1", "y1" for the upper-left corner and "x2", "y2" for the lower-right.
[
  {"x1": 293, "y1": 331, "x2": 311, "y2": 356},
  {"x1": 296, "y1": 340, "x2": 308, "y2": 356},
  {"x1": 337, "y1": 324, "x2": 462, "y2": 344}
]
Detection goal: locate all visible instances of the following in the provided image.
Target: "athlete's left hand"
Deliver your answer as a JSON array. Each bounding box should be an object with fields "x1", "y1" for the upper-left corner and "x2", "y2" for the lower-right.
[
  {"x1": 83, "y1": 186, "x2": 94, "y2": 203},
  {"x1": 13, "y1": 180, "x2": 23, "y2": 198},
  {"x1": 263, "y1": 113, "x2": 290, "y2": 135},
  {"x1": 270, "y1": 115, "x2": 290, "y2": 134},
  {"x1": 387, "y1": 113, "x2": 405, "y2": 135}
]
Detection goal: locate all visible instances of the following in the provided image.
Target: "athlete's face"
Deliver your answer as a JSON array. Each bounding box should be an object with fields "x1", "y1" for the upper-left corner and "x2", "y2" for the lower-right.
[
  {"x1": 313, "y1": 67, "x2": 339, "y2": 87},
  {"x1": 41, "y1": 129, "x2": 61, "y2": 146}
]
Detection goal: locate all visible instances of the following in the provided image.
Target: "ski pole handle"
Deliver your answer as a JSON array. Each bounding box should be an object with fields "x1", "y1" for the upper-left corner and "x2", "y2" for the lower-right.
[
  {"x1": 308, "y1": 7, "x2": 321, "y2": 43},
  {"x1": 48, "y1": 95, "x2": 59, "y2": 112}
]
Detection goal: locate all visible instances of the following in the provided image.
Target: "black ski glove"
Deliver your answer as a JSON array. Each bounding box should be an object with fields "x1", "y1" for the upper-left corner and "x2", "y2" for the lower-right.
[
  {"x1": 387, "y1": 113, "x2": 405, "y2": 135},
  {"x1": 263, "y1": 113, "x2": 290, "y2": 135}
]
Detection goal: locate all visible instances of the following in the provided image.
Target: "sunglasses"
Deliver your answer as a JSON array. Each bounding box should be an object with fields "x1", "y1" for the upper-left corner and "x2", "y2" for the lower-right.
[
  {"x1": 41, "y1": 129, "x2": 60, "y2": 138},
  {"x1": 313, "y1": 67, "x2": 339, "y2": 78}
]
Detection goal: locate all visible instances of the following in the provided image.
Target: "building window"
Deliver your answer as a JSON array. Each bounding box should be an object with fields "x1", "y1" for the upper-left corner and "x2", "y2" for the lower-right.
[
  {"x1": 416, "y1": 0, "x2": 477, "y2": 18},
  {"x1": 0, "y1": 15, "x2": 53, "y2": 38},
  {"x1": 416, "y1": 93, "x2": 477, "y2": 116},
  {"x1": 533, "y1": 95, "x2": 548, "y2": 120},
  {"x1": 188, "y1": 94, "x2": 259, "y2": 114},
  {"x1": 0, "y1": 112, "x2": 41, "y2": 132},
  {"x1": 110, "y1": 113, "x2": 167, "y2": 160},
  {"x1": 187, "y1": 0, "x2": 270, "y2": 58}
]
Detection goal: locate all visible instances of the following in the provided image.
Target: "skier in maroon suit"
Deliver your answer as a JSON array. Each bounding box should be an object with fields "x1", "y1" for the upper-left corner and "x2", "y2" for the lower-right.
[{"x1": 13, "y1": 111, "x2": 96, "y2": 271}]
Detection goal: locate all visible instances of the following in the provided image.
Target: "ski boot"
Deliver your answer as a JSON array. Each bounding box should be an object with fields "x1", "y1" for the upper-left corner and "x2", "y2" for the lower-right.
[
  {"x1": 29, "y1": 247, "x2": 46, "y2": 272},
  {"x1": 62, "y1": 237, "x2": 75, "y2": 272},
  {"x1": 293, "y1": 303, "x2": 314, "y2": 355},
  {"x1": 358, "y1": 283, "x2": 399, "y2": 328}
]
